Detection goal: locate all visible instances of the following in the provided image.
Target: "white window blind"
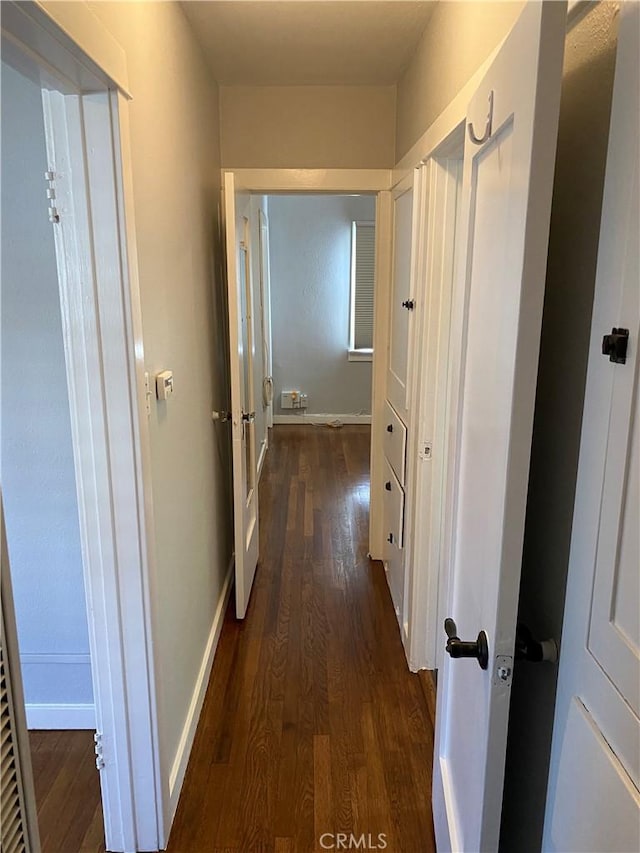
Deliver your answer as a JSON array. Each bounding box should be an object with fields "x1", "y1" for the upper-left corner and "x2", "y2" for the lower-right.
[{"x1": 351, "y1": 222, "x2": 376, "y2": 351}]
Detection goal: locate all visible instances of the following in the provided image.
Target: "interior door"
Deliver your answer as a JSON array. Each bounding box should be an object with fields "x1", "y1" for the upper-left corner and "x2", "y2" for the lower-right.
[
  {"x1": 544, "y1": 5, "x2": 639, "y2": 850},
  {"x1": 224, "y1": 172, "x2": 259, "y2": 619},
  {"x1": 432, "y1": 3, "x2": 567, "y2": 850},
  {"x1": 387, "y1": 171, "x2": 418, "y2": 423}
]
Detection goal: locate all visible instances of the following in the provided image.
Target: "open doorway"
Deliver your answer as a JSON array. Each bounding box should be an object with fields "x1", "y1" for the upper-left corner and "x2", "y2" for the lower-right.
[
  {"x1": 254, "y1": 192, "x2": 377, "y2": 585},
  {"x1": 267, "y1": 194, "x2": 375, "y2": 429},
  {"x1": 261, "y1": 192, "x2": 375, "y2": 494},
  {"x1": 0, "y1": 7, "x2": 162, "y2": 848},
  {"x1": 220, "y1": 176, "x2": 386, "y2": 626},
  {"x1": 265, "y1": 192, "x2": 376, "y2": 571},
  {"x1": 1, "y1": 59, "x2": 105, "y2": 852}
]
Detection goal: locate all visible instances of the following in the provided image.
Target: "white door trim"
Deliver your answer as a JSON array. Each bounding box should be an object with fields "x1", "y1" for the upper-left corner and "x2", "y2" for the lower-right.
[
  {"x1": 403, "y1": 152, "x2": 463, "y2": 672},
  {"x1": 2, "y1": 7, "x2": 163, "y2": 852},
  {"x1": 223, "y1": 168, "x2": 391, "y2": 193}
]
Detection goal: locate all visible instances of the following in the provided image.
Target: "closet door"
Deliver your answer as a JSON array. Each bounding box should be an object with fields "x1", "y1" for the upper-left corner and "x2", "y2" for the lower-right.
[
  {"x1": 1, "y1": 500, "x2": 41, "y2": 853},
  {"x1": 387, "y1": 171, "x2": 419, "y2": 424}
]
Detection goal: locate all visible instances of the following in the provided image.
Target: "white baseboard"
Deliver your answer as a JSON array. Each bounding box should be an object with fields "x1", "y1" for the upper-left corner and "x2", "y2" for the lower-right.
[
  {"x1": 273, "y1": 413, "x2": 372, "y2": 425},
  {"x1": 26, "y1": 703, "x2": 95, "y2": 730},
  {"x1": 168, "y1": 555, "x2": 234, "y2": 821}
]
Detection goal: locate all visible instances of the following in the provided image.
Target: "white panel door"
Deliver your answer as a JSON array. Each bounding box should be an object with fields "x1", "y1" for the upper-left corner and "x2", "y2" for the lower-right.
[
  {"x1": 387, "y1": 172, "x2": 418, "y2": 423},
  {"x1": 432, "y1": 3, "x2": 567, "y2": 851},
  {"x1": 224, "y1": 173, "x2": 259, "y2": 619},
  {"x1": 544, "y1": 5, "x2": 639, "y2": 850}
]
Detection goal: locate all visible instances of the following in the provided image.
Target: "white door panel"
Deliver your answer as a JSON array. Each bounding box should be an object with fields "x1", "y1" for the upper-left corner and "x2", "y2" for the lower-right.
[
  {"x1": 387, "y1": 176, "x2": 417, "y2": 421},
  {"x1": 589, "y1": 281, "x2": 639, "y2": 721},
  {"x1": 433, "y1": 2, "x2": 567, "y2": 850},
  {"x1": 550, "y1": 698, "x2": 639, "y2": 853},
  {"x1": 224, "y1": 173, "x2": 260, "y2": 619},
  {"x1": 545, "y1": 5, "x2": 640, "y2": 847}
]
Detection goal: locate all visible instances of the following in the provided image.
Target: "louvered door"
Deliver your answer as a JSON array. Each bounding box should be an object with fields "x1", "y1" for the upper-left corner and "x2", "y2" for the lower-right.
[
  {"x1": 1, "y1": 647, "x2": 28, "y2": 853},
  {"x1": 1, "y1": 503, "x2": 39, "y2": 853}
]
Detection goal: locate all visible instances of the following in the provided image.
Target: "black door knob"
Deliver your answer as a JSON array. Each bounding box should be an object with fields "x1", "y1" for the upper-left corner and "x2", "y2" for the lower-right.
[
  {"x1": 387, "y1": 533, "x2": 394, "y2": 544},
  {"x1": 444, "y1": 618, "x2": 489, "y2": 670},
  {"x1": 386, "y1": 423, "x2": 393, "y2": 433},
  {"x1": 385, "y1": 481, "x2": 392, "y2": 491},
  {"x1": 402, "y1": 299, "x2": 415, "y2": 310},
  {"x1": 602, "y1": 327, "x2": 629, "y2": 364}
]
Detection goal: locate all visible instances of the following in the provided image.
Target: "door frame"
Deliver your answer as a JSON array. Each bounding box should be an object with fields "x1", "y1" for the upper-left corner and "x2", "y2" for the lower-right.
[
  {"x1": 402, "y1": 142, "x2": 463, "y2": 672},
  {"x1": 1, "y1": 4, "x2": 164, "y2": 850},
  {"x1": 391, "y1": 70, "x2": 487, "y2": 674},
  {"x1": 222, "y1": 169, "x2": 392, "y2": 560}
]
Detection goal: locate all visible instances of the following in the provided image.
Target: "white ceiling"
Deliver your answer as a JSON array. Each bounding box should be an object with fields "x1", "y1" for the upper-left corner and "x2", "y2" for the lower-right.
[{"x1": 180, "y1": 1, "x2": 437, "y2": 86}]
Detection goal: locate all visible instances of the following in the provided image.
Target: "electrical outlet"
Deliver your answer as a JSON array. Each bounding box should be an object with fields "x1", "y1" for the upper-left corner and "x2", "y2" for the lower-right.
[{"x1": 281, "y1": 390, "x2": 307, "y2": 409}]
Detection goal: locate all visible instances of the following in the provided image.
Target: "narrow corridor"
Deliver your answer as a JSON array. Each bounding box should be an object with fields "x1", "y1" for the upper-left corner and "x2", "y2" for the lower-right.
[{"x1": 168, "y1": 425, "x2": 435, "y2": 852}]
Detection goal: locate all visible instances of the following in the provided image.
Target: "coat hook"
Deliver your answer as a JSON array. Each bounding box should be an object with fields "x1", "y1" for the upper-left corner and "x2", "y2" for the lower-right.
[{"x1": 468, "y1": 90, "x2": 494, "y2": 146}]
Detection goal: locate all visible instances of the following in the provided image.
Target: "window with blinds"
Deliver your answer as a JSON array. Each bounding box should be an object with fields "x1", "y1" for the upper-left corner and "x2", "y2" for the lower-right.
[{"x1": 350, "y1": 221, "x2": 376, "y2": 354}]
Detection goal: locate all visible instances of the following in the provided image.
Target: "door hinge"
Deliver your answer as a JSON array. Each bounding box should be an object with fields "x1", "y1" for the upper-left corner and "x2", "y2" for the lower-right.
[
  {"x1": 94, "y1": 731, "x2": 105, "y2": 770},
  {"x1": 44, "y1": 169, "x2": 60, "y2": 223}
]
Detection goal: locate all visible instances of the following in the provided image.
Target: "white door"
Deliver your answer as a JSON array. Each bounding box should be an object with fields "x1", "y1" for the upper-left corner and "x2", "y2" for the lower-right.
[
  {"x1": 432, "y1": 3, "x2": 567, "y2": 850},
  {"x1": 543, "y1": 5, "x2": 639, "y2": 850},
  {"x1": 224, "y1": 173, "x2": 259, "y2": 619},
  {"x1": 387, "y1": 171, "x2": 419, "y2": 423}
]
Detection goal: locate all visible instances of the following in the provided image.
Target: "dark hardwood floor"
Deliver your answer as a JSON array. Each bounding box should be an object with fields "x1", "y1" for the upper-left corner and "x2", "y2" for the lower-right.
[
  {"x1": 168, "y1": 425, "x2": 436, "y2": 853},
  {"x1": 29, "y1": 729, "x2": 104, "y2": 852}
]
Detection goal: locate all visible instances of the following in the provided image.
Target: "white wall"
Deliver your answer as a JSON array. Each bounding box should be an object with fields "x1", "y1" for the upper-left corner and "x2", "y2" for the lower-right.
[
  {"x1": 268, "y1": 194, "x2": 375, "y2": 420},
  {"x1": 220, "y1": 85, "x2": 396, "y2": 168},
  {"x1": 395, "y1": 1, "x2": 523, "y2": 161},
  {"x1": 0, "y1": 62, "x2": 93, "y2": 717}
]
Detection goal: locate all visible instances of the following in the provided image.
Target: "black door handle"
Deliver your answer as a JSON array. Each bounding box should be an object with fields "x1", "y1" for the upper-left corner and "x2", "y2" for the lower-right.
[
  {"x1": 386, "y1": 423, "x2": 393, "y2": 433},
  {"x1": 402, "y1": 299, "x2": 415, "y2": 310},
  {"x1": 385, "y1": 481, "x2": 392, "y2": 491},
  {"x1": 444, "y1": 618, "x2": 489, "y2": 670},
  {"x1": 387, "y1": 533, "x2": 394, "y2": 544},
  {"x1": 602, "y1": 327, "x2": 629, "y2": 364}
]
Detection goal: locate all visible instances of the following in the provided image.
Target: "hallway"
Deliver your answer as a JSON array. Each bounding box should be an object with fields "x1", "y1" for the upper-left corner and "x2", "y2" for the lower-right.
[{"x1": 168, "y1": 425, "x2": 435, "y2": 852}]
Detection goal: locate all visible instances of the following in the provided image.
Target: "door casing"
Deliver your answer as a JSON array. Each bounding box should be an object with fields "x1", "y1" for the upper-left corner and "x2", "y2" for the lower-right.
[{"x1": 1, "y1": 4, "x2": 164, "y2": 850}]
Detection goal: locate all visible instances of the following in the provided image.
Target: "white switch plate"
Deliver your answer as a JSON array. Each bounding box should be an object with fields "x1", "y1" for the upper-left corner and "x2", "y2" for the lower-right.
[{"x1": 156, "y1": 370, "x2": 174, "y2": 400}]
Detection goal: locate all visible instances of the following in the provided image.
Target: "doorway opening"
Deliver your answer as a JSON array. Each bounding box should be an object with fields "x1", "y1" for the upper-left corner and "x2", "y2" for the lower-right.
[
  {"x1": 1, "y1": 59, "x2": 105, "y2": 852},
  {"x1": 0, "y1": 7, "x2": 162, "y2": 849},
  {"x1": 249, "y1": 192, "x2": 377, "y2": 582}
]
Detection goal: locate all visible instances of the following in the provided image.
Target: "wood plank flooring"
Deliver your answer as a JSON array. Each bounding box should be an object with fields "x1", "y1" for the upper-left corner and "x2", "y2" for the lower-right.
[
  {"x1": 29, "y1": 730, "x2": 105, "y2": 852},
  {"x1": 168, "y1": 425, "x2": 436, "y2": 853}
]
